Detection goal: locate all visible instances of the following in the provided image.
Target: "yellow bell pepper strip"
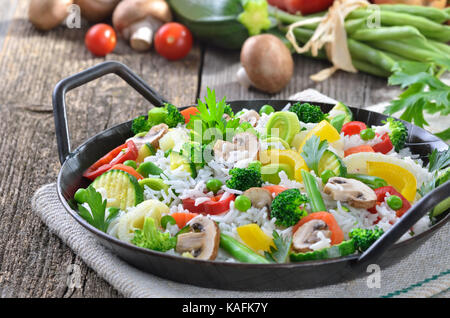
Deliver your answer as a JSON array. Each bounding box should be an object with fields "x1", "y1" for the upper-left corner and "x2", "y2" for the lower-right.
[
  {"x1": 298, "y1": 120, "x2": 341, "y2": 151},
  {"x1": 367, "y1": 161, "x2": 417, "y2": 202},
  {"x1": 236, "y1": 224, "x2": 275, "y2": 252},
  {"x1": 259, "y1": 149, "x2": 309, "y2": 181}
]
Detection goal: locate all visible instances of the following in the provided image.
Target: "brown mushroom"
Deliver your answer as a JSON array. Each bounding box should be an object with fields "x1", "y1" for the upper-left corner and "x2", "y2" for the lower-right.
[
  {"x1": 112, "y1": 0, "x2": 172, "y2": 51},
  {"x1": 175, "y1": 216, "x2": 220, "y2": 260},
  {"x1": 75, "y1": 0, "x2": 121, "y2": 22},
  {"x1": 28, "y1": 0, "x2": 73, "y2": 31},
  {"x1": 237, "y1": 34, "x2": 294, "y2": 94},
  {"x1": 243, "y1": 187, "x2": 273, "y2": 210},
  {"x1": 128, "y1": 123, "x2": 168, "y2": 149},
  {"x1": 238, "y1": 110, "x2": 260, "y2": 127},
  {"x1": 292, "y1": 220, "x2": 332, "y2": 253},
  {"x1": 324, "y1": 177, "x2": 377, "y2": 209}
]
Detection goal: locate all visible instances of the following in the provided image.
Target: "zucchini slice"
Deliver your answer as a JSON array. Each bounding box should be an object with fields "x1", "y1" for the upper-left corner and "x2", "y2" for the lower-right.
[
  {"x1": 92, "y1": 169, "x2": 144, "y2": 210},
  {"x1": 318, "y1": 150, "x2": 347, "y2": 177},
  {"x1": 329, "y1": 102, "x2": 353, "y2": 124},
  {"x1": 290, "y1": 240, "x2": 356, "y2": 262}
]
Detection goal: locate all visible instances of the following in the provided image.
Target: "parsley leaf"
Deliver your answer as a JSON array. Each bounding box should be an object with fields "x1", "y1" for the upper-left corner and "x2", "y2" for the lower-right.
[
  {"x1": 77, "y1": 185, "x2": 119, "y2": 232},
  {"x1": 428, "y1": 148, "x2": 450, "y2": 172},
  {"x1": 264, "y1": 231, "x2": 292, "y2": 263},
  {"x1": 300, "y1": 135, "x2": 329, "y2": 174}
]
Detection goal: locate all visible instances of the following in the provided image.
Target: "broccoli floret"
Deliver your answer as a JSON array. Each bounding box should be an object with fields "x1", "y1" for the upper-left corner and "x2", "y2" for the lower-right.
[
  {"x1": 247, "y1": 161, "x2": 262, "y2": 173},
  {"x1": 226, "y1": 167, "x2": 263, "y2": 191},
  {"x1": 289, "y1": 102, "x2": 327, "y2": 123},
  {"x1": 384, "y1": 117, "x2": 408, "y2": 152},
  {"x1": 164, "y1": 103, "x2": 185, "y2": 128},
  {"x1": 349, "y1": 227, "x2": 384, "y2": 252},
  {"x1": 270, "y1": 189, "x2": 308, "y2": 227},
  {"x1": 131, "y1": 115, "x2": 151, "y2": 135},
  {"x1": 180, "y1": 141, "x2": 211, "y2": 169},
  {"x1": 132, "y1": 217, "x2": 176, "y2": 252}
]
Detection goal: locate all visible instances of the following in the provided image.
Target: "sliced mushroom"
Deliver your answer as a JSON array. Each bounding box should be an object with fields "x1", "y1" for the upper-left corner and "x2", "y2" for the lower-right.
[
  {"x1": 238, "y1": 110, "x2": 260, "y2": 127},
  {"x1": 213, "y1": 139, "x2": 234, "y2": 162},
  {"x1": 232, "y1": 132, "x2": 259, "y2": 161},
  {"x1": 324, "y1": 177, "x2": 377, "y2": 209},
  {"x1": 129, "y1": 123, "x2": 168, "y2": 149},
  {"x1": 175, "y1": 216, "x2": 220, "y2": 260},
  {"x1": 243, "y1": 187, "x2": 273, "y2": 210},
  {"x1": 213, "y1": 132, "x2": 259, "y2": 163},
  {"x1": 292, "y1": 220, "x2": 332, "y2": 253}
]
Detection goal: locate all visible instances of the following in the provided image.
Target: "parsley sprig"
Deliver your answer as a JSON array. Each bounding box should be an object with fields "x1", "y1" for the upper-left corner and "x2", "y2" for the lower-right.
[
  {"x1": 265, "y1": 231, "x2": 292, "y2": 263},
  {"x1": 300, "y1": 135, "x2": 329, "y2": 175},
  {"x1": 428, "y1": 148, "x2": 450, "y2": 173}
]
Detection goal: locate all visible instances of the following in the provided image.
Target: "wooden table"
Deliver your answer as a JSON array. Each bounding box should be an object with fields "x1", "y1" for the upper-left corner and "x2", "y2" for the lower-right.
[{"x1": 0, "y1": 0, "x2": 403, "y2": 297}]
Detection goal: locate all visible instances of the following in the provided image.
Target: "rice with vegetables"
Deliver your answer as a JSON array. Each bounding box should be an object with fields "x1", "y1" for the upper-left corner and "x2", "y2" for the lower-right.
[{"x1": 73, "y1": 90, "x2": 449, "y2": 264}]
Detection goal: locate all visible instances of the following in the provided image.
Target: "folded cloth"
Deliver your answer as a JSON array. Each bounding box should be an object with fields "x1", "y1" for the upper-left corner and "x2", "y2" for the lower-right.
[{"x1": 31, "y1": 90, "x2": 450, "y2": 298}]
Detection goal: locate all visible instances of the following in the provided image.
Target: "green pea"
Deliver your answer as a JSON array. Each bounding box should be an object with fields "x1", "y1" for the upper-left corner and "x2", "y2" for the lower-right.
[
  {"x1": 74, "y1": 188, "x2": 88, "y2": 204},
  {"x1": 341, "y1": 205, "x2": 350, "y2": 212},
  {"x1": 387, "y1": 195, "x2": 403, "y2": 210},
  {"x1": 123, "y1": 160, "x2": 137, "y2": 169},
  {"x1": 206, "y1": 178, "x2": 223, "y2": 194},
  {"x1": 259, "y1": 105, "x2": 275, "y2": 115},
  {"x1": 161, "y1": 215, "x2": 176, "y2": 229},
  {"x1": 235, "y1": 195, "x2": 251, "y2": 212},
  {"x1": 360, "y1": 128, "x2": 375, "y2": 140},
  {"x1": 320, "y1": 169, "x2": 336, "y2": 184}
]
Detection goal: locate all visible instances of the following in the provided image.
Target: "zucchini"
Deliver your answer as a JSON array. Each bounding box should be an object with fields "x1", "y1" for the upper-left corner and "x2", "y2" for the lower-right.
[
  {"x1": 290, "y1": 240, "x2": 356, "y2": 262},
  {"x1": 328, "y1": 102, "x2": 353, "y2": 124},
  {"x1": 318, "y1": 150, "x2": 347, "y2": 177},
  {"x1": 136, "y1": 143, "x2": 156, "y2": 164},
  {"x1": 92, "y1": 170, "x2": 144, "y2": 210},
  {"x1": 167, "y1": 0, "x2": 272, "y2": 49},
  {"x1": 169, "y1": 152, "x2": 197, "y2": 178}
]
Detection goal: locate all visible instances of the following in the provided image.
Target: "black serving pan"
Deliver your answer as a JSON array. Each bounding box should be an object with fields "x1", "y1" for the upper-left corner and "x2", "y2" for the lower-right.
[{"x1": 53, "y1": 61, "x2": 450, "y2": 291}]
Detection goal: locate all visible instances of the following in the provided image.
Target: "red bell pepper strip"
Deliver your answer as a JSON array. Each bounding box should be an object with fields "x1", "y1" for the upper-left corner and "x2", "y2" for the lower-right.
[
  {"x1": 372, "y1": 133, "x2": 394, "y2": 154},
  {"x1": 341, "y1": 121, "x2": 367, "y2": 136},
  {"x1": 180, "y1": 107, "x2": 200, "y2": 124},
  {"x1": 83, "y1": 140, "x2": 138, "y2": 180},
  {"x1": 182, "y1": 194, "x2": 235, "y2": 215},
  {"x1": 109, "y1": 164, "x2": 144, "y2": 180},
  {"x1": 368, "y1": 186, "x2": 411, "y2": 217}
]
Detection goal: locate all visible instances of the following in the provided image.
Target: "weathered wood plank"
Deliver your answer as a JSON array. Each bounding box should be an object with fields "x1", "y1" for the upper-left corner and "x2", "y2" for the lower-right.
[
  {"x1": 200, "y1": 46, "x2": 401, "y2": 107},
  {"x1": 0, "y1": 0, "x2": 200, "y2": 298}
]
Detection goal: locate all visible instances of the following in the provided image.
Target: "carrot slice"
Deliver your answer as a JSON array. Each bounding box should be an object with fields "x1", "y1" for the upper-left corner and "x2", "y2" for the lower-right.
[
  {"x1": 344, "y1": 145, "x2": 375, "y2": 157},
  {"x1": 263, "y1": 185, "x2": 288, "y2": 196},
  {"x1": 109, "y1": 164, "x2": 144, "y2": 180},
  {"x1": 171, "y1": 212, "x2": 199, "y2": 229},
  {"x1": 292, "y1": 212, "x2": 344, "y2": 245},
  {"x1": 180, "y1": 107, "x2": 200, "y2": 124}
]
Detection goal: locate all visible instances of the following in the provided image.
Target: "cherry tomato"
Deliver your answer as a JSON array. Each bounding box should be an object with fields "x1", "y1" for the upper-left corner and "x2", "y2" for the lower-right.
[
  {"x1": 83, "y1": 140, "x2": 138, "y2": 180},
  {"x1": 341, "y1": 121, "x2": 367, "y2": 136},
  {"x1": 372, "y1": 133, "x2": 394, "y2": 154},
  {"x1": 268, "y1": 0, "x2": 287, "y2": 10},
  {"x1": 154, "y1": 22, "x2": 193, "y2": 61},
  {"x1": 285, "y1": 0, "x2": 334, "y2": 15},
  {"x1": 182, "y1": 194, "x2": 235, "y2": 215},
  {"x1": 85, "y1": 23, "x2": 116, "y2": 57}
]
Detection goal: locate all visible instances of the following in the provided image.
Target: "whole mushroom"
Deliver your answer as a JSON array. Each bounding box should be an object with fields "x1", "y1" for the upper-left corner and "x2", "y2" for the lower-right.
[
  {"x1": 112, "y1": 0, "x2": 172, "y2": 52},
  {"x1": 28, "y1": 0, "x2": 73, "y2": 31},
  {"x1": 75, "y1": 0, "x2": 121, "y2": 22},
  {"x1": 324, "y1": 177, "x2": 377, "y2": 210},
  {"x1": 237, "y1": 34, "x2": 294, "y2": 94}
]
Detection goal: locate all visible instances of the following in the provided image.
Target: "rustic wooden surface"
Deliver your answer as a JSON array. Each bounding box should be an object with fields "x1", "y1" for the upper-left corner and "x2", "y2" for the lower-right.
[{"x1": 0, "y1": 0, "x2": 407, "y2": 298}]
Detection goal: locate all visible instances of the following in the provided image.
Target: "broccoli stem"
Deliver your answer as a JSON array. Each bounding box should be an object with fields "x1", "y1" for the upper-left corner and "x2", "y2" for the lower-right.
[{"x1": 301, "y1": 170, "x2": 326, "y2": 212}]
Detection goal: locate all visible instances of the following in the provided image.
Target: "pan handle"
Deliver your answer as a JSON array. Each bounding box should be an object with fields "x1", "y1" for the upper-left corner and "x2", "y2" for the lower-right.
[
  {"x1": 352, "y1": 180, "x2": 450, "y2": 270},
  {"x1": 52, "y1": 60, "x2": 169, "y2": 164}
]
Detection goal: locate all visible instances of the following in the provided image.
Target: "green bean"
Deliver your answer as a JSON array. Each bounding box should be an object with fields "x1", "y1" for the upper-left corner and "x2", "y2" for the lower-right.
[
  {"x1": 351, "y1": 59, "x2": 391, "y2": 78},
  {"x1": 348, "y1": 10, "x2": 450, "y2": 42},
  {"x1": 220, "y1": 234, "x2": 270, "y2": 264},
  {"x1": 345, "y1": 18, "x2": 366, "y2": 35},
  {"x1": 379, "y1": 4, "x2": 448, "y2": 24},
  {"x1": 351, "y1": 26, "x2": 424, "y2": 42},
  {"x1": 268, "y1": 5, "x2": 325, "y2": 26},
  {"x1": 301, "y1": 170, "x2": 326, "y2": 212},
  {"x1": 348, "y1": 39, "x2": 395, "y2": 73},
  {"x1": 368, "y1": 39, "x2": 442, "y2": 62},
  {"x1": 346, "y1": 174, "x2": 388, "y2": 189},
  {"x1": 428, "y1": 39, "x2": 450, "y2": 56}
]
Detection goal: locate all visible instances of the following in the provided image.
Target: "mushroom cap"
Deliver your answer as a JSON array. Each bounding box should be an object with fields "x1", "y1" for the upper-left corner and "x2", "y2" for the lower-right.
[
  {"x1": 176, "y1": 215, "x2": 220, "y2": 260},
  {"x1": 28, "y1": 0, "x2": 73, "y2": 31},
  {"x1": 292, "y1": 219, "x2": 331, "y2": 253},
  {"x1": 128, "y1": 123, "x2": 168, "y2": 149},
  {"x1": 243, "y1": 187, "x2": 273, "y2": 210},
  {"x1": 112, "y1": 0, "x2": 172, "y2": 37},
  {"x1": 324, "y1": 177, "x2": 377, "y2": 209},
  {"x1": 240, "y1": 34, "x2": 294, "y2": 94},
  {"x1": 238, "y1": 109, "x2": 260, "y2": 127},
  {"x1": 75, "y1": 0, "x2": 121, "y2": 22}
]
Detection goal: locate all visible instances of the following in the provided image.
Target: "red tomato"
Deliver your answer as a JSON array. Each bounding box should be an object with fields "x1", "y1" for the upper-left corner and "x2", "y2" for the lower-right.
[
  {"x1": 182, "y1": 194, "x2": 235, "y2": 215},
  {"x1": 85, "y1": 23, "x2": 116, "y2": 57},
  {"x1": 268, "y1": 0, "x2": 286, "y2": 10},
  {"x1": 372, "y1": 133, "x2": 394, "y2": 154},
  {"x1": 83, "y1": 140, "x2": 138, "y2": 180},
  {"x1": 154, "y1": 22, "x2": 193, "y2": 61},
  {"x1": 285, "y1": 0, "x2": 334, "y2": 15},
  {"x1": 368, "y1": 186, "x2": 411, "y2": 217},
  {"x1": 341, "y1": 121, "x2": 367, "y2": 136}
]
